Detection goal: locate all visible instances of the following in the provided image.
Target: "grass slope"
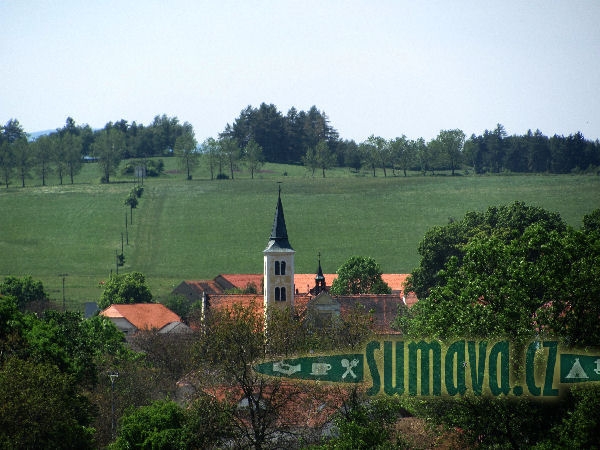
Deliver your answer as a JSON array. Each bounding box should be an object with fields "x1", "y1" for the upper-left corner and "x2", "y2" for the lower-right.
[{"x1": 1, "y1": 160, "x2": 599, "y2": 309}]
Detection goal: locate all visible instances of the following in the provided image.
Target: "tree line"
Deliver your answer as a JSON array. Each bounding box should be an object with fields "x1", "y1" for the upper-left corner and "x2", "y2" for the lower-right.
[
  {"x1": 0, "y1": 115, "x2": 195, "y2": 187},
  {"x1": 2, "y1": 108, "x2": 599, "y2": 188}
]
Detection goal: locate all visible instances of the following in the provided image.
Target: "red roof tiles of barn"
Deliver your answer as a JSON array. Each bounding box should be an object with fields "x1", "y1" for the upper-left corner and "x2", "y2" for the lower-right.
[
  {"x1": 218, "y1": 274, "x2": 264, "y2": 292},
  {"x1": 206, "y1": 294, "x2": 264, "y2": 312},
  {"x1": 101, "y1": 303, "x2": 182, "y2": 331},
  {"x1": 177, "y1": 279, "x2": 224, "y2": 296}
]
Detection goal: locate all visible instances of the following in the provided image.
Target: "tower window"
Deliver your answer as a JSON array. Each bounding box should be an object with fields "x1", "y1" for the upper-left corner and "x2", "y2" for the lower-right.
[
  {"x1": 274, "y1": 287, "x2": 286, "y2": 301},
  {"x1": 275, "y1": 261, "x2": 286, "y2": 275}
]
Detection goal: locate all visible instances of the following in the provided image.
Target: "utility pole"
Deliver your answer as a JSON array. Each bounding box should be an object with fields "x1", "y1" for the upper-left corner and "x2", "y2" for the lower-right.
[
  {"x1": 108, "y1": 371, "x2": 119, "y2": 440},
  {"x1": 58, "y1": 273, "x2": 68, "y2": 311}
]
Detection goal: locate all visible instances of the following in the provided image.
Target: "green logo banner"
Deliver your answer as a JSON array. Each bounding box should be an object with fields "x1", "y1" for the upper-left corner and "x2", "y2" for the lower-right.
[
  {"x1": 254, "y1": 340, "x2": 600, "y2": 397},
  {"x1": 254, "y1": 354, "x2": 364, "y2": 383}
]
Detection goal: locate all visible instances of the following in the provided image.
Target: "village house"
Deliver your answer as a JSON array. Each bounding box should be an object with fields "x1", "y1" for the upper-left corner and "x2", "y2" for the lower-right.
[
  {"x1": 172, "y1": 189, "x2": 416, "y2": 334},
  {"x1": 100, "y1": 303, "x2": 191, "y2": 336}
]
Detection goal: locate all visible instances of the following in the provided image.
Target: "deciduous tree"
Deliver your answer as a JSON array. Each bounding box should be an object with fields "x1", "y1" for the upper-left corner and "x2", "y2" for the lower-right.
[
  {"x1": 93, "y1": 127, "x2": 125, "y2": 183},
  {"x1": 244, "y1": 138, "x2": 264, "y2": 179},
  {"x1": 98, "y1": 272, "x2": 153, "y2": 309},
  {"x1": 330, "y1": 256, "x2": 391, "y2": 295},
  {"x1": 174, "y1": 122, "x2": 198, "y2": 180},
  {"x1": 0, "y1": 140, "x2": 15, "y2": 188}
]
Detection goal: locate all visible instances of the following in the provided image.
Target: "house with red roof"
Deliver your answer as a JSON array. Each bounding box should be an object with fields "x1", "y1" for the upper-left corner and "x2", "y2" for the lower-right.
[{"x1": 100, "y1": 303, "x2": 191, "y2": 336}]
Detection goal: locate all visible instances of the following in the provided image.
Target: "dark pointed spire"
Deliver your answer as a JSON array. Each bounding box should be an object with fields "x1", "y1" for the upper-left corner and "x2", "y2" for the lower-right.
[
  {"x1": 313, "y1": 252, "x2": 327, "y2": 295},
  {"x1": 265, "y1": 186, "x2": 294, "y2": 251},
  {"x1": 316, "y1": 252, "x2": 325, "y2": 282}
]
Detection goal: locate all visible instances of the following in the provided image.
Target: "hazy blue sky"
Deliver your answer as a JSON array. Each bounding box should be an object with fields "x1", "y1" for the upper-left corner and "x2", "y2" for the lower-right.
[{"x1": 2, "y1": 0, "x2": 599, "y2": 143}]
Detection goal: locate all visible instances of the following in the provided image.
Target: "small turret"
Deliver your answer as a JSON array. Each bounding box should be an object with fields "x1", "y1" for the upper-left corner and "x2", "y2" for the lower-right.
[{"x1": 312, "y1": 253, "x2": 327, "y2": 296}]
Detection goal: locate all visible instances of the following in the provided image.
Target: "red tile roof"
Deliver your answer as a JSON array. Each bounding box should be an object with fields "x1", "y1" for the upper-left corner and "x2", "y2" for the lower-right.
[
  {"x1": 218, "y1": 274, "x2": 263, "y2": 292},
  {"x1": 198, "y1": 382, "x2": 349, "y2": 429},
  {"x1": 297, "y1": 273, "x2": 411, "y2": 294},
  {"x1": 101, "y1": 303, "x2": 182, "y2": 331},
  {"x1": 178, "y1": 273, "x2": 411, "y2": 297},
  {"x1": 206, "y1": 294, "x2": 263, "y2": 311}
]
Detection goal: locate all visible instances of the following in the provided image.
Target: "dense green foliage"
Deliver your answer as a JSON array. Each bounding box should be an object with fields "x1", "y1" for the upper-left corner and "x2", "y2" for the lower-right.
[
  {"x1": 0, "y1": 294, "x2": 128, "y2": 448},
  {"x1": 396, "y1": 204, "x2": 600, "y2": 448},
  {"x1": 330, "y1": 256, "x2": 391, "y2": 295},
  {"x1": 98, "y1": 272, "x2": 154, "y2": 309},
  {"x1": 466, "y1": 125, "x2": 600, "y2": 174},
  {"x1": 309, "y1": 390, "x2": 407, "y2": 449},
  {"x1": 111, "y1": 398, "x2": 234, "y2": 450},
  {"x1": 0, "y1": 356, "x2": 96, "y2": 448},
  {"x1": 405, "y1": 201, "x2": 567, "y2": 299},
  {"x1": 0, "y1": 275, "x2": 48, "y2": 309}
]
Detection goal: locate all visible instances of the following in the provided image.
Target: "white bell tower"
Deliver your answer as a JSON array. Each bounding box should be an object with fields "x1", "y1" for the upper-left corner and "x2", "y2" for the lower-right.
[{"x1": 263, "y1": 187, "x2": 295, "y2": 311}]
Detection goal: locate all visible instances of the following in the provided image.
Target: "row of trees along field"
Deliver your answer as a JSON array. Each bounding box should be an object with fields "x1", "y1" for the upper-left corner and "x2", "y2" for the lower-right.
[{"x1": 2, "y1": 105, "x2": 600, "y2": 187}]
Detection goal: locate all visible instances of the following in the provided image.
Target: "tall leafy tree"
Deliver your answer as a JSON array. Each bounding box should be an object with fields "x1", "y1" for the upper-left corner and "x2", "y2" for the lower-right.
[
  {"x1": 330, "y1": 256, "x2": 391, "y2": 295},
  {"x1": 525, "y1": 128, "x2": 550, "y2": 172},
  {"x1": 93, "y1": 127, "x2": 125, "y2": 183},
  {"x1": 302, "y1": 145, "x2": 319, "y2": 176},
  {"x1": 98, "y1": 272, "x2": 153, "y2": 309},
  {"x1": 432, "y1": 129, "x2": 465, "y2": 175},
  {"x1": 243, "y1": 138, "x2": 264, "y2": 179},
  {"x1": 0, "y1": 275, "x2": 48, "y2": 310},
  {"x1": 406, "y1": 201, "x2": 566, "y2": 299},
  {"x1": 174, "y1": 122, "x2": 198, "y2": 180},
  {"x1": 359, "y1": 139, "x2": 377, "y2": 177},
  {"x1": 12, "y1": 138, "x2": 31, "y2": 187},
  {"x1": 389, "y1": 135, "x2": 414, "y2": 176},
  {"x1": 50, "y1": 132, "x2": 69, "y2": 185},
  {"x1": 218, "y1": 136, "x2": 240, "y2": 180},
  {"x1": 151, "y1": 115, "x2": 178, "y2": 155},
  {"x1": 0, "y1": 140, "x2": 15, "y2": 188},
  {"x1": 201, "y1": 137, "x2": 221, "y2": 180},
  {"x1": 60, "y1": 131, "x2": 83, "y2": 184},
  {"x1": 32, "y1": 134, "x2": 54, "y2": 186},
  {"x1": 339, "y1": 139, "x2": 362, "y2": 173},
  {"x1": 314, "y1": 139, "x2": 336, "y2": 177},
  {"x1": 284, "y1": 106, "x2": 307, "y2": 163},
  {"x1": 1, "y1": 118, "x2": 27, "y2": 143}
]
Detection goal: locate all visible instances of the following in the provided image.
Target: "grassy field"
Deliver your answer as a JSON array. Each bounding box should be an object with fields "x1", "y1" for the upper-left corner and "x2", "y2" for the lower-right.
[{"x1": 1, "y1": 158, "x2": 599, "y2": 310}]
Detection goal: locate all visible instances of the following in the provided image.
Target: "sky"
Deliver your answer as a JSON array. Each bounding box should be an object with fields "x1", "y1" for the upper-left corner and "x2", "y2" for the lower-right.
[{"x1": 1, "y1": 0, "x2": 599, "y2": 143}]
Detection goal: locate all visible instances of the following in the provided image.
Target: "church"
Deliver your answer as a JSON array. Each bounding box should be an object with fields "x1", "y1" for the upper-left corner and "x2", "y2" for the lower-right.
[{"x1": 172, "y1": 190, "x2": 417, "y2": 334}]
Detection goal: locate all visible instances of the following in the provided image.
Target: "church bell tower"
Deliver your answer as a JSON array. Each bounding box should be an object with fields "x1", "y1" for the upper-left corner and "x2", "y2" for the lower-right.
[{"x1": 264, "y1": 188, "x2": 295, "y2": 311}]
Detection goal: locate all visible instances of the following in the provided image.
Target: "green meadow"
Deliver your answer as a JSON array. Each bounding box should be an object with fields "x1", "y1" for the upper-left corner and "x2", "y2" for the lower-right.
[{"x1": 1, "y1": 158, "x2": 599, "y2": 310}]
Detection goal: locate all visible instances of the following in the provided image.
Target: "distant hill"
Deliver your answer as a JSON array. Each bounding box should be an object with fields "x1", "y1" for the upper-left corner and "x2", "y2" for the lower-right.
[{"x1": 28, "y1": 129, "x2": 55, "y2": 141}]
